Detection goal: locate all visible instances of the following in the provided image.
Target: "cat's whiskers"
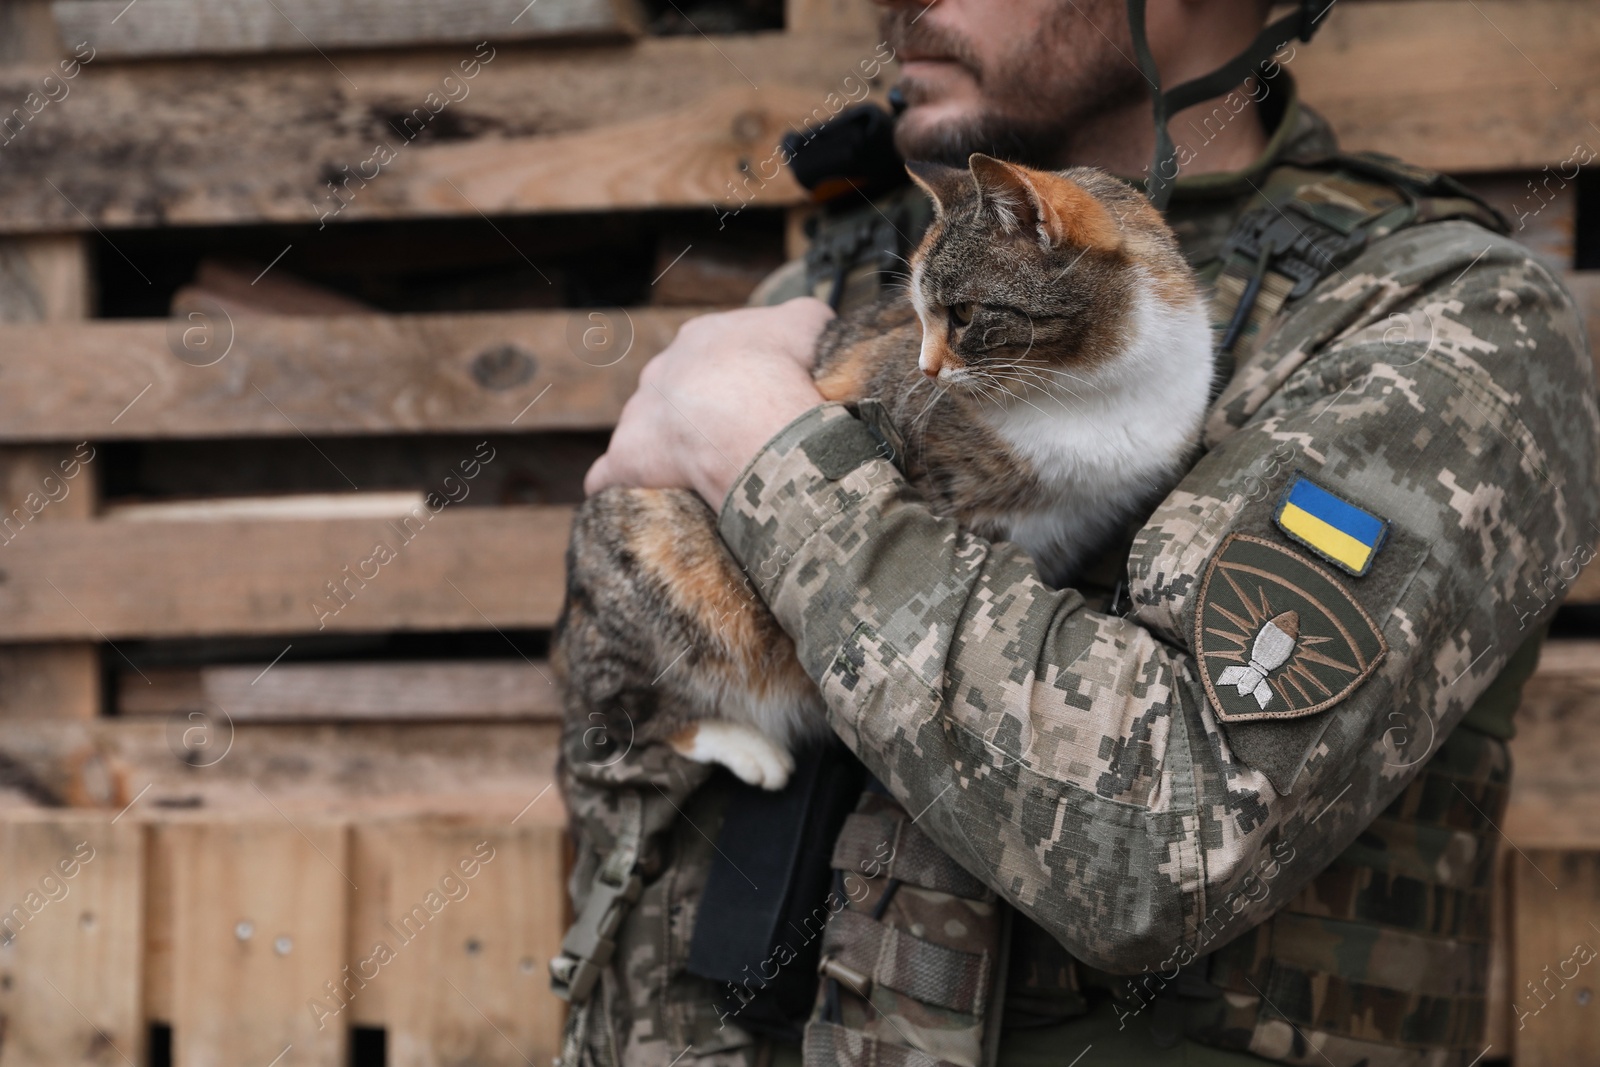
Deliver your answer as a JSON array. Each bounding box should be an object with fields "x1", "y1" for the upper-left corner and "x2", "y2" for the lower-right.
[
  {"x1": 984, "y1": 370, "x2": 1076, "y2": 412},
  {"x1": 984, "y1": 362, "x2": 1086, "y2": 408},
  {"x1": 975, "y1": 372, "x2": 1066, "y2": 420},
  {"x1": 1011, "y1": 361, "x2": 1121, "y2": 407},
  {"x1": 962, "y1": 376, "x2": 1012, "y2": 410},
  {"x1": 980, "y1": 366, "x2": 1132, "y2": 456}
]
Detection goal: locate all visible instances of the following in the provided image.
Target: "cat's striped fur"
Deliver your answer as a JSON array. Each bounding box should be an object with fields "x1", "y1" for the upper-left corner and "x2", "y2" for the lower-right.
[{"x1": 553, "y1": 155, "x2": 1214, "y2": 788}]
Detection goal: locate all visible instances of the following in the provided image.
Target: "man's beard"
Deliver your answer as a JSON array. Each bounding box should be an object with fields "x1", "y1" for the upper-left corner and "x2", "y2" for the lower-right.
[{"x1": 881, "y1": 0, "x2": 1149, "y2": 170}]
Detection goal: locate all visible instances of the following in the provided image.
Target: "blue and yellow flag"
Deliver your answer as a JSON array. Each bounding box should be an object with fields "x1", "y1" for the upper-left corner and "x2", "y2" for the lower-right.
[{"x1": 1273, "y1": 475, "x2": 1389, "y2": 577}]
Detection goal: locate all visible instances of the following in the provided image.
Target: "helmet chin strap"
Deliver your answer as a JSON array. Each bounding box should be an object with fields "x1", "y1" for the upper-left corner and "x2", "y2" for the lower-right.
[{"x1": 1126, "y1": 0, "x2": 1336, "y2": 211}]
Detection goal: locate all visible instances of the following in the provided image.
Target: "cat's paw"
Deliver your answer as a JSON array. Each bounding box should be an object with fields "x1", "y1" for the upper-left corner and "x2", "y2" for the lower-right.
[{"x1": 668, "y1": 721, "x2": 794, "y2": 790}]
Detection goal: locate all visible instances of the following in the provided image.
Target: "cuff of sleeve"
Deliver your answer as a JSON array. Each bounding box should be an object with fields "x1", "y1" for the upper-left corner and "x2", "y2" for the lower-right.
[{"x1": 716, "y1": 402, "x2": 895, "y2": 595}]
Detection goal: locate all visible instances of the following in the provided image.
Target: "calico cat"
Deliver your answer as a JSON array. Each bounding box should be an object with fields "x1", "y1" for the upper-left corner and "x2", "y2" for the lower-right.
[{"x1": 554, "y1": 154, "x2": 1214, "y2": 789}]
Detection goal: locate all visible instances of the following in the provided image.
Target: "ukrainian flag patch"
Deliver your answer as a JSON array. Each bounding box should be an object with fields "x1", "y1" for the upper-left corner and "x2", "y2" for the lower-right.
[{"x1": 1273, "y1": 473, "x2": 1389, "y2": 577}]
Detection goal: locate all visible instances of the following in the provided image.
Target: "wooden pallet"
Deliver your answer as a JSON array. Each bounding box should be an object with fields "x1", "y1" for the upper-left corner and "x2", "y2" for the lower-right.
[{"x1": 0, "y1": 0, "x2": 1597, "y2": 1062}]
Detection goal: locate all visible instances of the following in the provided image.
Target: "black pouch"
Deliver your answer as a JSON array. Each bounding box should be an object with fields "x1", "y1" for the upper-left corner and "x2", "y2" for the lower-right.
[
  {"x1": 686, "y1": 740, "x2": 867, "y2": 1042},
  {"x1": 781, "y1": 103, "x2": 907, "y2": 203}
]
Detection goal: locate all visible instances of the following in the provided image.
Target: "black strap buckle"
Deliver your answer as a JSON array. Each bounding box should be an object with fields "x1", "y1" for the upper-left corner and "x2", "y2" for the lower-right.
[
  {"x1": 805, "y1": 207, "x2": 907, "y2": 311},
  {"x1": 1220, "y1": 201, "x2": 1369, "y2": 301}
]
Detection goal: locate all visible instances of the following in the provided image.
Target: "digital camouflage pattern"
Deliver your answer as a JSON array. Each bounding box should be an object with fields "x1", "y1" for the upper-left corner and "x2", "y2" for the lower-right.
[
  {"x1": 559, "y1": 83, "x2": 1599, "y2": 1067},
  {"x1": 808, "y1": 790, "x2": 1003, "y2": 1067}
]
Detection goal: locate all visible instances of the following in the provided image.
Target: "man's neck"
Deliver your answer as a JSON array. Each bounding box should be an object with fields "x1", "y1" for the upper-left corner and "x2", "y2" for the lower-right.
[{"x1": 1055, "y1": 89, "x2": 1272, "y2": 182}]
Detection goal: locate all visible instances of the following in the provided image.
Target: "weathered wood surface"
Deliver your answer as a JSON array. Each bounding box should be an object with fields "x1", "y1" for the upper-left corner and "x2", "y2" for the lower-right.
[
  {"x1": 172, "y1": 257, "x2": 375, "y2": 317},
  {"x1": 3, "y1": 3, "x2": 1595, "y2": 230},
  {"x1": 785, "y1": 0, "x2": 877, "y2": 34},
  {"x1": 1300, "y1": 0, "x2": 1600, "y2": 174},
  {"x1": 0, "y1": 236, "x2": 100, "y2": 724},
  {"x1": 1509, "y1": 849, "x2": 1600, "y2": 1065},
  {"x1": 0, "y1": 444, "x2": 99, "y2": 721},
  {"x1": 53, "y1": 0, "x2": 644, "y2": 59},
  {"x1": 0, "y1": 719, "x2": 565, "y2": 822},
  {"x1": 0, "y1": 308, "x2": 696, "y2": 441},
  {"x1": 121, "y1": 660, "x2": 563, "y2": 721},
  {"x1": 0, "y1": 34, "x2": 881, "y2": 229},
  {"x1": 361, "y1": 820, "x2": 568, "y2": 1062},
  {"x1": 1503, "y1": 641, "x2": 1600, "y2": 848},
  {"x1": 0, "y1": 235, "x2": 91, "y2": 322},
  {"x1": 106, "y1": 491, "x2": 429, "y2": 522},
  {"x1": 0, "y1": 266, "x2": 1592, "y2": 443},
  {"x1": 0, "y1": 505, "x2": 573, "y2": 640},
  {"x1": 0, "y1": 814, "x2": 144, "y2": 1067},
  {"x1": 167, "y1": 820, "x2": 348, "y2": 1066}
]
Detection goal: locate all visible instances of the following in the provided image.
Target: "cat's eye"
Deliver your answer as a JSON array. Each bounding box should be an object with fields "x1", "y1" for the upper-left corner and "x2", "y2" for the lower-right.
[{"x1": 948, "y1": 302, "x2": 975, "y2": 327}]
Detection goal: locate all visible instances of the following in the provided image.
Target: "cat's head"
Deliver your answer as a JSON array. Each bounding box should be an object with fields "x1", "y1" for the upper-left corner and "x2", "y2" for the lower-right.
[{"x1": 904, "y1": 154, "x2": 1198, "y2": 398}]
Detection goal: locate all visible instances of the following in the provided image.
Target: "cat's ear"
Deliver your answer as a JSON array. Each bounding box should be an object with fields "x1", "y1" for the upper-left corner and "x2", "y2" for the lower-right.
[
  {"x1": 905, "y1": 160, "x2": 968, "y2": 217},
  {"x1": 967, "y1": 154, "x2": 1121, "y2": 254}
]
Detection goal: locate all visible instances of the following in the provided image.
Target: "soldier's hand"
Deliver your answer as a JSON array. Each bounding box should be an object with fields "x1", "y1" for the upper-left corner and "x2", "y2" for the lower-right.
[{"x1": 584, "y1": 298, "x2": 833, "y2": 508}]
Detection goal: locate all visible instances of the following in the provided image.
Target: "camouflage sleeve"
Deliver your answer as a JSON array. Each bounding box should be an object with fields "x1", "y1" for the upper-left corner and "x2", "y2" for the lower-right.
[{"x1": 716, "y1": 220, "x2": 1600, "y2": 973}]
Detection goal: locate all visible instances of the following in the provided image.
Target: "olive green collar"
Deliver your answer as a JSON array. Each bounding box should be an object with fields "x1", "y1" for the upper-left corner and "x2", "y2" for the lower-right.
[{"x1": 1158, "y1": 73, "x2": 1338, "y2": 203}]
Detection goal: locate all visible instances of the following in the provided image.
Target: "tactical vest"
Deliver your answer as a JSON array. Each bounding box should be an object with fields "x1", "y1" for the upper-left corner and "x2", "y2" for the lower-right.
[{"x1": 553, "y1": 154, "x2": 1538, "y2": 1067}]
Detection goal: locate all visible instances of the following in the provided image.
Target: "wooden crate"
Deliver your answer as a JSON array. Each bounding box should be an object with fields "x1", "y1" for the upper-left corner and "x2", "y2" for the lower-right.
[{"x1": 0, "y1": 0, "x2": 1596, "y2": 1062}]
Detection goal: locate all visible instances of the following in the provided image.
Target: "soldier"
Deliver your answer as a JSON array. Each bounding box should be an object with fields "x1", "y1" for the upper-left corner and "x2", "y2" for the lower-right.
[{"x1": 564, "y1": 0, "x2": 1600, "y2": 1064}]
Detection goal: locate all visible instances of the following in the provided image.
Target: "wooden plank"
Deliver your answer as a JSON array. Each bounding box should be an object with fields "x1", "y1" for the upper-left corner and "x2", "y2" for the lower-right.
[
  {"x1": 147, "y1": 821, "x2": 175, "y2": 1025},
  {"x1": 0, "y1": 504, "x2": 572, "y2": 640},
  {"x1": 0, "y1": 719, "x2": 566, "y2": 824},
  {"x1": 785, "y1": 0, "x2": 878, "y2": 35},
  {"x1": 0, "y1": 644, "x2": 98, "y2": 721},
  {"x1": 0, "y1": 5, "x2": 1592, "y2": 229},
  {"x1": 1291, "y1": 1, "x2": 1600, "y2": 173},
  {"x1": 0, "y1": 813, "x2": 144, "y2": 1067},
  {"x1": 0, "y1": 438, "x2": 100, "y2": 724},
  {"x1": 0, "y1": 0, "x2": 66, "y2": 64},
  {"x1": 0, "y1": 308, "x2": 700, "y2": 441},
  {"x1": 137, "y1": 734, "x2": 565, "y2": 1030},
  {"x1": 53, "y1": 0, "x2": 644, "y2": 59},
  {"x1": 1504, "y1": 641, "x2": 1600, "y2": 849},
  {"x1": 0, "y1": 236, "x2": 92, "y2": 322},
  {"x1": 363, "y1": 819, "x2": 568, "y2": 1067},
  {"x1": 173, "y1": 257, "x2": 374, "y2": 317},
  {"x1": 0, "y1": 33, "x2": 886, "y2": 230},
  {"x1": 106, "y1": 491, "x2": 429, "y2": 522},
  {"x1": 120, "y1": 660, "x2": 562, "y2": 721},
  {"x1": 1509, "y1": 849, "x2": 1600, "y2": 1064},
  {"x1": 168, "y1": 820, "x2": 348, "y2": 1066},
  {"x1": 347, "y1": 826, "x2": 393, "y2": 1027},
  {"x1": 0, "y1": 233, "x2": 100, "y2": 723}
]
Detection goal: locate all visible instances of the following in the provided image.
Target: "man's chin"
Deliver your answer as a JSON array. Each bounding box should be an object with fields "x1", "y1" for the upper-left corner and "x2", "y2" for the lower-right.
[{"x1": 892, "y1": 104, "x2": 988, "y2": 166}]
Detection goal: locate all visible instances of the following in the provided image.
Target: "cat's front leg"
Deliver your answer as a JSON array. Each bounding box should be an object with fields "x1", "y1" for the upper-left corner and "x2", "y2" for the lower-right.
[{"x1": 668, "y1": 720, "x2": 795, "y2": 790}]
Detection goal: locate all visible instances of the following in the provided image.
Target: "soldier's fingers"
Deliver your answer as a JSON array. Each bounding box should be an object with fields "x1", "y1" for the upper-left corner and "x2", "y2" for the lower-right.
[
  {"x1": 583, "y1": 452, "x2": 614, "y2": 496},
  {"x1": 775, "y1": 297, "x2": 834, "y2": 368}
]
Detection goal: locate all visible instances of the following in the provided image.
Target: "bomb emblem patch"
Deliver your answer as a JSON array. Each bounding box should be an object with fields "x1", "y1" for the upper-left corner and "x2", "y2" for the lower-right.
[{"x1": 1195, "y1": 534, "x2": 1387, "y2": 723}]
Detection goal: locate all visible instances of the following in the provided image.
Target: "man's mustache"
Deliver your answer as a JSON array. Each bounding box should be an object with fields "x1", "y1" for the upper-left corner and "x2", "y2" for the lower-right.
[{"x1": 880, "y1": 8, "x2": 984, "y2": 81}]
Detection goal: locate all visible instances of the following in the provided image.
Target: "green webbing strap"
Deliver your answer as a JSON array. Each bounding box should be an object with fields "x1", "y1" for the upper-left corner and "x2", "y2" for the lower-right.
[
  {"x1": 1127, "y1": 0, "x2": 1336, "y2": 210},
  {"x1": 553, "y1": 791, "x2": 646, "y2": 1067}
]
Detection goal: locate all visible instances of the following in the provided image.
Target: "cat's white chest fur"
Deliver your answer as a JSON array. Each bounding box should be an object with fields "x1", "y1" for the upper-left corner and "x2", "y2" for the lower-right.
[{"x1": 983, "y1": 288, "x2": 1215, "y2": 580}]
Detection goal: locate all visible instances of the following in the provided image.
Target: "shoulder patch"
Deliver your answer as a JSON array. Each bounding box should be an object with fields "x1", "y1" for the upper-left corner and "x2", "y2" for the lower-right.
[
  {"x1": 1273, "y1": 472, "x2": 1390, "y2": 577},
  {"x1": 1196, "y1": 533, "x2": 1387, "y2": 723}
]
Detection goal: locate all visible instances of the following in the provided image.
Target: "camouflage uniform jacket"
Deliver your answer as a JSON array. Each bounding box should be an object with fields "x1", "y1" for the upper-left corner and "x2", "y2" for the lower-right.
[{"x1": 563, "y1": 91, "x2": 1600, "y2": 1065}]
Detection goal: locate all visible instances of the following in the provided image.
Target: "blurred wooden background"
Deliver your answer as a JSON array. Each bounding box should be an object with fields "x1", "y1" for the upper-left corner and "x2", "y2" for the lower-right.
[{"x1": 0, "y1": 0, "x2": 1596, "y2": 1063}]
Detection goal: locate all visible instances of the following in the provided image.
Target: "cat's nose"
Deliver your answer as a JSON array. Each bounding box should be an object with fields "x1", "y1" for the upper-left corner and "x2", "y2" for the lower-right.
[{"x1": 922, "y1": 363, "x2": 940, "y2": 379}]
